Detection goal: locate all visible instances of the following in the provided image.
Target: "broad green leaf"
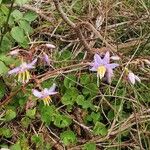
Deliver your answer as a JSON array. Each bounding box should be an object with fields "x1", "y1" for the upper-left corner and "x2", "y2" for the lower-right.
[
  {"x1": 61, "y1": 87, "x2": 78, "y2": 105},
  {"x1": 0, "y1": 127, "x2": 12, "y2": 138},
  {"x1": 15, "y1": 0, "x2": 30, "y2": 5},
  {"x1": 83, "y1": 142, "x2": 96, "y2": 150},
  {"x1": 93, "y1": 122, "x2": 107, "y2": 136},
  {"x1": 53, "y1": 115, "x2": 72, "y2": 128},
  {"x1": 4, "y1": 109, "x2": 16, "y2": 122},
  {"x1": 40, "y1": 105, "x2": 55, "y2": 125},
  {"x1": 23, "y1": 11, "x2": 38, "y2": 22},
  {"x1": 0, "y1": 61, "x2": 8, "y2": 75},
  {"x1": 0, "y1": 35, "x2": 12, "y2": 52},
  {"x1": 10, "y1": 26, "x2": 25, "y2": 43},
  {"x1": 19, "y1": 20, "x2": 33, "y2": 34},
  {"x1": 76, "y1": 95, "x2": 93, "y2": 109},
  {"x1": 26, "y1": 108, "x2": 36, "y2": 119},
  {"x1": 12, "y1": 10, "x2": 23, "y2": 21},
  {"x1": 60, "y1": 130, "x2": 76, "y2": 145},
  {"x1": 21, "y1": 117, "x2": 31, "y2": 128},
  {"x1": 64, "y1": 74, "x2": 76, "y2": 89},
  {"x1": 80, "y1": 74, "x2": 90, "y2": 85},
  {"x1": 10, "y1": 142, "x2": 21, "y2": 150},
  {"x1": 31, "y1": 135, "x2": 43, "y2": 145}
]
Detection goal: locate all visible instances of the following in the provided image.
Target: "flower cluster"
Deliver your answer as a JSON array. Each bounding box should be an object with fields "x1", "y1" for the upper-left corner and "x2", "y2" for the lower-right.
[{"x1": 8, "y1": 49, "x2": 141, "y2": 105}]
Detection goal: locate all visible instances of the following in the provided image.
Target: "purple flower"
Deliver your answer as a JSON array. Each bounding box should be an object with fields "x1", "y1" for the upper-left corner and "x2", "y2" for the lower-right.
[
  {"x1": 8, "y1": 59, "x2": 37, "y2": 83},
  {"x1": 32, "y1": 84, "x2": 57, "y2": 105},
  {"x1": 128, "y1": 72, "x2": 141, "y2": 85},
  {"x1": 43, "y1": 53, "x2": 50, "y2": 65},
  {"x1": 90, "y1": 51, "x2": 119, "y2": 83}
]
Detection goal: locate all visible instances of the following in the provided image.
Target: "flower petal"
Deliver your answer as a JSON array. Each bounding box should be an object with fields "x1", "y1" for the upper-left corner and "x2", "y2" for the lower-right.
[
  {"x1": 110, "y1": 55, "x2": 120, "y2": 60},
  {"x1": 135, "y1": 75, "x2": 141, "y2": 83},
  {"x1": 94, "y1": 54, "x2": 103, "y2": 64},
  {"x1": 27, "y1": 59, "x2": 37, "y2": 69},
  {"x1": 106, "y1": 68, "x2": 113, "y2": 83},
  {"x1": 46, "y1": 44, "x2": 56, "y2": 49},
  {"x1": 106, "y1": 63, "x2": 119, "y2": 69},
  {"x1": 48, "y1": 83, "x2": 56, "y2": 93},
  {"x1": 128, "y1": 72, "x2": 135, "y2": 85},
  {"x1": 43, "y1": 53, "x2": 50, "y2": 65},
  {"x1": 8, "y1": 67, "x2": 20, "y2": 74},
  {"x1": 103, "y1": 51, "x2": 110, "y2": 64},
  {"x1": 32, "y1": 89, "x2": 43, "y2": 98},
  {"x1": 90, "y1": 66, "x2": 97, "y2": 71}
]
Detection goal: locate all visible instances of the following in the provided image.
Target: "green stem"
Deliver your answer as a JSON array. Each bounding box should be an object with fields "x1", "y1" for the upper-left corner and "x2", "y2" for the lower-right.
[{"x1": 0, "y1": 0, "x2": 15, "y2": 49}]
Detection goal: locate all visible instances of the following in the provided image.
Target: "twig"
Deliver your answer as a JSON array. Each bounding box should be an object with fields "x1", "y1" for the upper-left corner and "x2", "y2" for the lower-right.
[{"x1": 53, "y1": 0, "x2": 91, "y2": 52}]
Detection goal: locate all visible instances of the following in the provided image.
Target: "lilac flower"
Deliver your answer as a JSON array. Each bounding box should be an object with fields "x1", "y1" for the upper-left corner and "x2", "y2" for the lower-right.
[
  {"x1": 8, "y1": 59, "x2": 37, "y2": 83},
  {"x1": 43, "y1": 53, "x2": 50, "y2": 65},
  {"x1": 128, "y1": 72, "x2": 141, "y2": 85},
  {"x1": 90, "y1": 51, "x2": 119, "y2": 83},
  {"x1": 32, "y1": 84, "x2": 57, "y2": 105}
]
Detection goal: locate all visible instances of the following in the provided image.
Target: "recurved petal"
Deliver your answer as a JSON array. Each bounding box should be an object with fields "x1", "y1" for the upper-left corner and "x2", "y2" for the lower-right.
[
  {"x1": 107, "y1": 63, "x2": 119, "y2": 69},
  {"x1": 8, "y1": 67, "x2": 20, "y2": 74},
  {"x1": 94, "y1": 54, "x2": 103, "y2": 64},
  {"x1": 32, "y1": 89, "x2": 43, "y2": 98},
  {"x1": 48, "y1": 83, "x2": 57, "y2": 93},
  {"x1": 103, "y1": 51, "x2": 110, "y2": 64},
  {"x1": 106, "y1": 68, "x2": 113, "y2": 83},
  {"x1": 27, "y1": 58, "x2": 37, "y2": 69},
  {"x1": 128, "y1": 72, "x2": 135, "y2": 85},
  {"x1": 135, "y1": 75, "x2": 141, "y2": 83},
  {"x1": 90, "y1": 66, "x2": 97, "y2": 71},
  {"x1": 43, "y1": 53, "x2": 50, "y2": 65}
]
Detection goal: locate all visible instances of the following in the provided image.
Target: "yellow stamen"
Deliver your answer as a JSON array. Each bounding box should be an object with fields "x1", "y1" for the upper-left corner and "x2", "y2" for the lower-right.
[
  {"x1": 17, "y1": 70, "x2": 31, "y2": 83},
  {"x1": 25, "y1": 70, "x2": 30, "y2": 83},
  {"x1": 43, "y1": 96, "x2": 52, "y2": 106},
  {"x1": 97, "y1": 66, "x2": 106, "y2": 79},
  {"x1": 22, "y1": 71, "x2": 26, "y2": 83},
  {"x1": 18, "y1": 72, "x2": 22, "y2": 82}
]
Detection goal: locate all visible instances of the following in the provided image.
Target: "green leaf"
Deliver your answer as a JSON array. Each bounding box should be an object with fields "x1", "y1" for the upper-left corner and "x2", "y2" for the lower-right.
[
  {"x1": 12, "y1": 10, "x2": 23, "y2": 21},
  {"x1": 76, "y1": 95, "x2": 93, "y2": 109},
  {"x1": 15, "y1": 0, "x2": 30, "y2": 5},
  {"x1": 60, "y1": 130, "x2": 76, "y2": 145},
  {"x1": 83, "y1": 142, "x2": 96, "y2": 150},
  {"x1": 64, "y1": 74, "x2": 76, "y2": 88},
  {"x1": 10, "y1": 26, "x2": 25, "y2": 43},
  {"x1": 26, "y1": 108, "x2": 36, "y2": 119},
  {"x1": 40, "y1": 105, "x2": 55, "y2": 125},
  {"x1": 31, "y1": 135, "x2": 43, "y2": 145},
  {"x1": 0, "y1": 127, "x2": 12, "y2": 138},
  {"x1": 23, "y1": 11, "x2": 38, "y2": 22},
  {"x1": 0, "y1": 61, "x2": 8, "y2": 75},
  {"x1": 93, "y1": 122, "x2": 107, "y2": 136},
  {"x1": 80, "y1": 74, "x2": 91, "y2": 85},
  {"x1": 54, "y1": 115, "x2": 72, "y2": 128},
  {"x1": 10, "y1": 142, "x2": 21, "y2": 150},
  {"x1": 21, "y1": 117, "x2": 31, "y2": 128},
  {"x1": 82, "y1": 83, "x2": 99, "y2": 96},
  {"x1": 61, "y1": 87, "x2": 78, "y2": 105},
  {"x1": 59, "y1": 50, "x2": 72, "y2": 60},
  {"x1": 0, "y1": 35, "x2": 12, "y2": 52},
  {"x1": 0, "y1": 54, "x2": 17, "y2": 65},
  {"x1": 4, "y1": 109, "x2": 16, "y2": 122},
  {"x1": 19, "y1": 20, "x2": 33, "y2": 34}
]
